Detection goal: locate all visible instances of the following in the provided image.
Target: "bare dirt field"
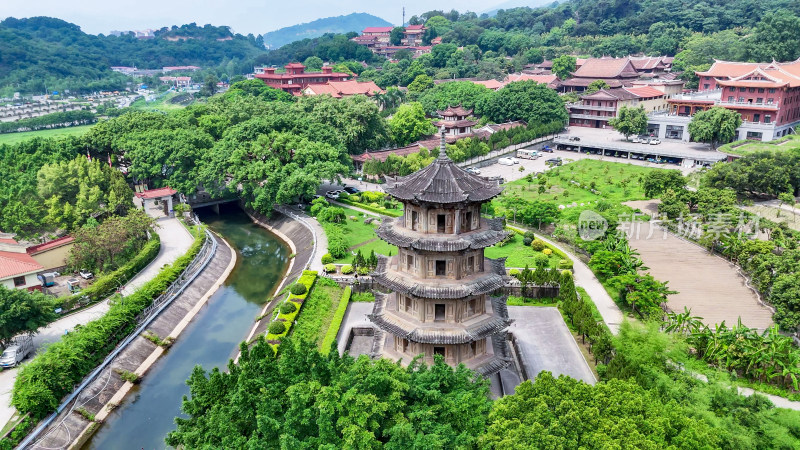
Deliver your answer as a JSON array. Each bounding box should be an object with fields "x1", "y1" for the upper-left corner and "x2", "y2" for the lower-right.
[{"x1": 623, "y1": 201, "x2": 774, "y2": 330}]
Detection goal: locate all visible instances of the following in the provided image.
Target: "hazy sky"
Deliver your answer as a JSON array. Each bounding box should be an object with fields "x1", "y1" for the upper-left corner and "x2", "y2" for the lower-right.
[{"x1": 2, "y1": 0, "x2": 506, "y2": 35}]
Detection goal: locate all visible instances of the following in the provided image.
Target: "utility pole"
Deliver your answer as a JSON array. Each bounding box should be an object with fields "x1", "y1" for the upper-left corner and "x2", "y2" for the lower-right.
[{"x1": 402, "y1": 7, "x2": 405, "y2": 27}]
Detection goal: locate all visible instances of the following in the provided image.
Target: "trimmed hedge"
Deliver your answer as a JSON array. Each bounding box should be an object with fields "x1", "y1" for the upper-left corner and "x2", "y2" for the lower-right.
[
  {"x1": 56, "y1": 233, "x2": 161, "y2": 311},
  {"x1": 290, "y1": 283, "x2": 307, "y2": 296},
  {"x1": 320, "y1": 286, "x2": 351, "y2": 355},
  {"x1": 336, "y1": 198, "x2": 402, "y2": 217},
  {"x1": 266, "y1": 270, "x2": 317, "y2": 346},
  {"x1": 12, "y1": 225, "x2": 205, "y2": 421}
]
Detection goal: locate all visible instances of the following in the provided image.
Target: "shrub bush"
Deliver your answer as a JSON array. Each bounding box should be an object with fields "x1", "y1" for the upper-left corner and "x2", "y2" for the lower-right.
[
  {"x1": 340, "y1": 264, "x2": 354, "y2": 274},
  {"x1": 280, "y1": 302, "x2": 297, "y2": 314},
  {"x1": 509, "y1": 268, "x2": 521, "y2": 277},
  {"x1": 523, "y1": 235, "x2": 533, "y2": 246},
  {"x1": 268, "y1": 321, "x2": 286, "y2": 335},
  {"x1": 542, "y1": 248, "x2": 553, "y2": 256},
  {"x1": 558, "y1": 259, "x2": 574, "y2": 270},
  {"x1": 324, "y1": 264, "x2": 336, "y2": 273},
  {"x1": 530, "y1": 239, "x2": 546, "y2": 251},
  {"x1": 534, "y1": 253, "x2": 549, "y2": 268},
  {"x1": 290, "y1": 283, "x2": 307, "y2": 295},
  {"x1": 357, "y1": 267, "x2": 370, "y2": 275},
  {"x1": 320, "y1": 286, "x2": 352, "y2": 354},
  {"x1": 322, "y1": 224, "x2": 350, "y2": 258},
  {"x1": 321, "y1": 253, "x2": 334, "y2": 264}
]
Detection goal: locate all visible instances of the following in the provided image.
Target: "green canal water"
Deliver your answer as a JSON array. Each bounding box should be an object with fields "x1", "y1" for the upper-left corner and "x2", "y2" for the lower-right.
[{"x1": 84, "y1": 205, "x2": 289, "y2": 449}]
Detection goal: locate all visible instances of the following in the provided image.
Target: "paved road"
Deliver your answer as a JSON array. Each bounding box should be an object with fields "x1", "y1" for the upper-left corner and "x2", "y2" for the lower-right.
[
  {"x1": 274, "y1": 205, "x2": 328, "y2": 273},
  {"x1": 508, "y1": 306, "x2": 596, "y2": 385},
  {"x1": 0, "y1": 217, "x2": 193, "y2": 429}
]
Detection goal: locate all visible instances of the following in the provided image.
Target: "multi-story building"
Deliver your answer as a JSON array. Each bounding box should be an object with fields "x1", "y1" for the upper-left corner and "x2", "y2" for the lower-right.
[
  {"x1": 561, "y1": 57, "x2": 641, "y2": 92},
  {"x1": 254, "y1": 63, "x2": 350, "y2": 95},
  {"x1": 646, "y1": 59, "x2": 800, "y2": 141},
  {"x1": 368, "y1": 128, "x2": 513, "y2": 375},
  {"x1": 0, "y1": 233, "x2": 43, "y2": 291},
  {"x1": 360, "y1": 26, "x2": 393, "y2": 47},
  {"x1": 569, "y1": 86, "x2": 669, "y2": 128},
  {"x1": 401, "y1": 24, "x2": 426, "y2": 46}
]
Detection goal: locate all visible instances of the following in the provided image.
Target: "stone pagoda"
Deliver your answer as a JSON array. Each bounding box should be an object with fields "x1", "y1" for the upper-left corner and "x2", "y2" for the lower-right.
[
  {"x1": 434, "y1": 105, "x2": 477, "y2": 137},
  {"x1": 368, "y1": 127, "x2": 513, "y2": 376}
]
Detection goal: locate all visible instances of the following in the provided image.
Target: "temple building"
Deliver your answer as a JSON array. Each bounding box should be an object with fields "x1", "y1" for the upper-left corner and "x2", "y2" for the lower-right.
[
  {"x1": 368, "y1": 127, "x2": 514, "y2": 376},
  {"x1": 254, "y1": 63, "x2": 350, "y2": 95},
  {"x1": 434, "y1": 105, "x2": 477, "y2": 137}
]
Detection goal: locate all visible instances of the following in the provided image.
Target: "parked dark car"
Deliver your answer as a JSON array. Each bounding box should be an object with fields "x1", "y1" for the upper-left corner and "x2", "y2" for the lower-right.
[
  {"x1": 568, "y1": 136, "x2": 581, "y2": 142},
  {"x1": 343, "y1": 186, "x2": 360, "y2": 194},
  {"x1": 545, "y1": 158, "x2": 563, "y2": 166},
  {"x1": 541, "y1": 145, "x2": 554, "y2": 153}
]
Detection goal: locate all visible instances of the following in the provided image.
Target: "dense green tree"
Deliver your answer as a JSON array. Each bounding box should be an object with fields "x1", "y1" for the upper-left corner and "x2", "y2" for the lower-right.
[
  {"x1": 166, "y1": 338, "x2": 491, "y2": 448},
  {"x1": 0, "y1": 288, "x2": 57, "y2": 348},
  {"x1": 608, "y1": 105, "x2": 648, "y2": 141},
  {"x1": 747, "y1": 12, "x2": 800, "y2": 62},
  {"x1": 688, "y1": 106, "x2": 742, "y2": 150},
  {"x1": 551, "y1": 55, "x2": 577, "y2": 80},
  {"x1": 407, "y1": 74, "x2": 434, "y2": 95},
  {"x1": 479, "y1": 81, "x2": 568, "y2": 126},
  {"x1": 303, "y1": 55, "x2": 324, "y2": 71},
  {"x1": 481, "y1": 372, "x2": 720, "y2": 449},
  {"x1": 68, "y1": 210, "x2": 154, "y2": 272},
  {"x1": 642, "y1": 170, "x2": 686, "y2": 198},
  {"x1": 389, "y1": 102, "x2": 436, "y2": 146},
  {"x1": 417, "y1": 81, "x2": 493, "y2": 115}
]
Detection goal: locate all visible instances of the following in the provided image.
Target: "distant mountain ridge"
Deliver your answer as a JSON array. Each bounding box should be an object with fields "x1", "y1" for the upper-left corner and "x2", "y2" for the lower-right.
[{"x1": 262, "y1": 13, "x2": 392, "y2": 49}]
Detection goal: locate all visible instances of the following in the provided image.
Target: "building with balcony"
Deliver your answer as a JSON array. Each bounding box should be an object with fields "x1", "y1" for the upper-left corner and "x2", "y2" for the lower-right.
[
  {"x1": 646, "y1": 59, "x2": 800, "y2": 141},
  {"x1": 561, "y1": 57, "x2": 641, "y2": 92},
  {"x1": 254, "y1": 63, "x2": 351, "y2": 95},
  {"x1": 401, "y1": 24, "x2": 426, "y2": 46},
  {"x1": 569, "y1": 86, "x2": 668, "y2": 128},
  {"x1": 368, "y1": 128, "x2": 513, "y2": 375}
]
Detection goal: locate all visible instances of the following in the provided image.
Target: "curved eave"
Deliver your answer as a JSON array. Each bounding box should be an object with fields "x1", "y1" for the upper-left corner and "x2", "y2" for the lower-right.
[
  {"x1": 376, "y1": 217, "x2": 510, "y2": 251},
  {"x1": 373, "y1": 256, "x2": 509, "y2": 298}
]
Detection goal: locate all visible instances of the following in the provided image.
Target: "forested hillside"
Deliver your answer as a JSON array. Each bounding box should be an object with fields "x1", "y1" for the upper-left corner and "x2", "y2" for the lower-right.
[
  {"x1": 0, "y1": 17, "x2": 266, "y2": 95},
  {"x1": 262, "y1": 13, "x2": 391, "y2": 49}
]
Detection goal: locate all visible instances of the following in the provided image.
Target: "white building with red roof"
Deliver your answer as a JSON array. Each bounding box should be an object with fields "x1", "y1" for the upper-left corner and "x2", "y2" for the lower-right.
[
  {"x1": 254, "y1": 63, "x2": 351, "y2": 95},
  {"x1": 0, "y1": 233, "x2": 44, "y2": 291},
  {"x1": 134, "y1": 187, "x2": 177, "y2": 218},
  {"x1": 569, "y1": 86, "x2": 670, "y2": 129}
]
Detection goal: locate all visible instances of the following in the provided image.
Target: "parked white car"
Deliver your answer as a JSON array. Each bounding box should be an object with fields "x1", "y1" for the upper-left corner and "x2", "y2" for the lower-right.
[
  {"x1": 631, "y1": 137, "x2": 641, "y2": 143},
  {"x1": 498, "y1": 157, "x2": 515, "y2": 166},
  {"x1": 649, "y1": 138, "x2": 661, "y2": 145},
  {"x1": 79, "y1": 270, "x2": 93, "y2": 280},
  {"x1": 466, "y1": 167, "x2": 481, "y2": 175},
  {"x1": 325, "y1": 190, "x2": 341, "y2": 200}
]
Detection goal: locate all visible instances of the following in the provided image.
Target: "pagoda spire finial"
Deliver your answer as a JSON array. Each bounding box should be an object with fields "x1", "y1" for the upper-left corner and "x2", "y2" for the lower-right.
[{"x1": 438, "y1": 125, "x2": 449, "y2": 161}]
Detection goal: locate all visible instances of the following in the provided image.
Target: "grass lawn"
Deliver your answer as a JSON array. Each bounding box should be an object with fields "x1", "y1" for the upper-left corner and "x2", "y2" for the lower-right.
[
  {"x1": 718, "y1": 135, "x2": 800, "y2": 156},
  {"x1": 129, "y1": 92, "x2": 192, "y2": 112},
  {"x1": 291, "y1": 278, "x2": 345, "y2": 346},
  {"x1": 0, "y1": 124, "x2": 94, "y2": 146},
  {"x1": 332, "y1": 207, "x2": 398, "y2": 264},
  {"x1": 500, "y1": 159, "x2": 664, "y2": 207},
  {"x1": 484, "y1": 232, "x2": 564, "y2": 268}
]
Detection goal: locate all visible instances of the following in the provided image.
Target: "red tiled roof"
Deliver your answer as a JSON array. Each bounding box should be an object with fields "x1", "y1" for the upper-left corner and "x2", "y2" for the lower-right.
[
  {"x1": 624, "y1": 86, "x2": 665, "y2": 98},
  {"x1": 405, "y1": 25, "x2": 425, "y2": 31},
  {"x1": 0, "y1": 250, "x2": 43, "y2": 279},
  {"x1": 135, "y1": 187, "x2": 176, "y2": 199},
  {"x1": 473, "y1": 79, "x2": 504, "y2": 90},
  {"x1": 304, "y1": 80, "x2": 383, "y2": 97},
  {"x1": 505, "y1": 73, "x2": 559, "y2": 86},
  {"x1": 285, "y1": 63, "x2": 305, "y2": 68},
  {"x1": 629, "y1": 56, "x2": 667, "y2": 71},
  {"x1": 363, "y1": 27, "x2": 393, "y2": 33},
  {"x1": 572, "y1": 57, "x2": 639, "y2": 79},
  {"x1": 27, "y1": 236, "x2": 74, "y2": 255},
  {"x1": 562, "y1": 78, "x2": 625, "y2": 88}
]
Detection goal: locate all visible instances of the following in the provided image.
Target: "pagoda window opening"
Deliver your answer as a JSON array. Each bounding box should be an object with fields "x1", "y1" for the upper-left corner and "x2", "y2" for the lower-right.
[
  {"x1": 401, "y1": 338, "x2": 409, "y2": 353},
  {"x1": 435, "y1": 260, "x2": 446, "y2": 276},
  {"x1": 467, "y1": 298, "x2": 478, "y2": 316},
  {"x1": 470, "y1": 341, "x2": 477, "y2": 356},
  {"x1": 434, "y1": 346, "x2": 446, "y2": 356},
  {"x1": 412, "y1": 210, "x2": 419, "y2": 231},
  {"x1": 407, "y1": 254, "x2": 414, "y2": 271},
  {"x1": 467, "y1": 256, "x2": 475, "y2": 274},
  {"x1": 437, "y1": 214, "x2": 446, "y2": 233},
  {"x1": 464, "y1": 211, "x2": 473, "y2": 231},
  {"x1": 434, "y1": 304, "x2": 446, "y2": 322}
]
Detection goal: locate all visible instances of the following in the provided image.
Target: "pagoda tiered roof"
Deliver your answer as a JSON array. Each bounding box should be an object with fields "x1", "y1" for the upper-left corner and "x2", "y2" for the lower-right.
[
  {"x1": 437, "y1": 106, "x2": 473, "y2": 117},
  {"x1": 376, "y1": 216, "x2": 509, "y2": 251},
  {"x1": 384, "y1": 153, "x2": 503, "y2": 204},
  {"x1": 474, "y1": 333, "x2": 513, "y2": 376},
  {"x1": 368, "y1": 293, "x2": 512, "y2": 344},
  {"x1": 372, "y1": 255, "x2": 508, "y2": 299}
]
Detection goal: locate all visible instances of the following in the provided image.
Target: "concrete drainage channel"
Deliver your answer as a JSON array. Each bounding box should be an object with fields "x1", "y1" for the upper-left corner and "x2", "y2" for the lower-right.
[{"x1": 17, "y1": 223, "x2": 218, "y2": 450}]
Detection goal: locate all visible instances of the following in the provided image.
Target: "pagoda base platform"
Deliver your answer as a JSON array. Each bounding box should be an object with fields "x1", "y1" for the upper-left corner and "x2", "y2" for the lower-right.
[{"x1": 371, "y1": 332, "x2": 513, "y2": 376}]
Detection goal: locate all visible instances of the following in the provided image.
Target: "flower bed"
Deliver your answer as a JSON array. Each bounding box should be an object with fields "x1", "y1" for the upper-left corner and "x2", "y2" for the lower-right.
[
  {"x1": 265, "y1": 270, "x2": 318, "y2": 348},
  {"x1": 320, "y1": 286, "x2": 351, "y2": 355}
]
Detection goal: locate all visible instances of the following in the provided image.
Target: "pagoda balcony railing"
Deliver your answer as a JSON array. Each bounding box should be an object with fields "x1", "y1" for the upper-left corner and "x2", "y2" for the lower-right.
[{"x1": 570, "y1": 113, "x2": 614, "y2": 120}]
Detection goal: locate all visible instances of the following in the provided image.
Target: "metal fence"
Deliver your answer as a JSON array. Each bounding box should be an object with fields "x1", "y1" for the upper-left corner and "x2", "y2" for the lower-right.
[{"x1": 18, "y1": 221, "x2": 216, "y2": 450}]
